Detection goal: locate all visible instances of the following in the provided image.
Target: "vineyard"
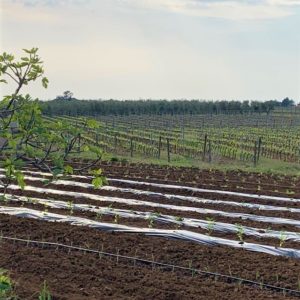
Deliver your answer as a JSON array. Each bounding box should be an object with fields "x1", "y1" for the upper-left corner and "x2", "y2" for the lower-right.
[
  {"x1": 1, "y1": 0, "x2": 300, "y2": 292},
  {"x1": 1, "y1": 161, "x2": 300, "y2": 298},
  {"x1": 44, "y1": 111, "x2": 300, "y2": 167}
]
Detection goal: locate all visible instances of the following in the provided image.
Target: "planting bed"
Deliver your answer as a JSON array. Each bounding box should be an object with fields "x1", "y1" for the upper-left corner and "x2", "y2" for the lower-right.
[{"x1": 1, "y1": 161, "x2": 300, "y2": 299}]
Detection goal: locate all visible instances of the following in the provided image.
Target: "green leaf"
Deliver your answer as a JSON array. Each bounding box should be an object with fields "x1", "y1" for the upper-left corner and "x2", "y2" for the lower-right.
[
  {"x1": 15, "y1": 172, "x2": 25, "y2": 190},
  {"x1": 87, "y1": 119, "x2": 99, "y2": 129},
  {"x1": 92, "y1": 177, "x2": 103, "y2": 189},
  {"x1": 64, "y1": 165, "x2": 73, "y2": 175},
  {"x1": 42, "y1": 77, "x2": 49, "y2": 88}
]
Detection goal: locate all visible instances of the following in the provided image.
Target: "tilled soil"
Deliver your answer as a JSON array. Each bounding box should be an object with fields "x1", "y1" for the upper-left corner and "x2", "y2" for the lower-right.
[
  {"x1": 3, "y1": 186, "x2": 300, "y2": 234},
  {"x1": 3, "y1": 201, "x2": 300, "y2": 249},
  {"x1": 1, "y1": 162, "x2": 300, "y2": 299},
  {"x1": 0, "y1": 215, "x2": 300, "y2": 299}
]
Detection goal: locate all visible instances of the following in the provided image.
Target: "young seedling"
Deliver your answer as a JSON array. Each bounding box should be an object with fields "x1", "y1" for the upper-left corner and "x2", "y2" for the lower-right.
[
  {"x1": 43, "y1": 204, "x2": 49, "y2": 216},
  {"x1": 148, "y1": 214, "x2": 155, "y2": 228},
  {"x1": 38, "y1": 281, "x2": 52, "y2": 300},
  {"x1": 256, "y1": 270, "x2": 260, "y2": 280},
  {"x1": 235, "y1": 223, "x2": 245, "y2": 244},
  {"x1": 175, "y1": 216, "x2": 184, "y2": 229},
  {"x1": 188, "y1": 260, "x2": 196, "y2": 277},
  {"x1": 114, "y1": 213, "x2": 119, "y2": 224},
  {"x1": 67, "y1": 201, "x2": 74, "y2": 216},
  {"x1": 279, "y1": 231, "x2": 287, "y2": 248},
  {"x1": 96, "y1": 211, "x2": 103, "y2": 221},
  {"x1": 206, "y1": 217, "x2": 215, "y2": 236},
  {"x1": 286, "y1": 189, "x2": 295, "y2": 195}
]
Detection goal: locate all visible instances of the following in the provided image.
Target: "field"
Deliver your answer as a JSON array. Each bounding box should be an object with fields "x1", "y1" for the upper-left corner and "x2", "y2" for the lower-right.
[
  {"x1": 44, "y1": 109, "x2": 300, "y2": 175},
  {"x1": 1, "y1": 159, "x2": 300, "y2": 299}
]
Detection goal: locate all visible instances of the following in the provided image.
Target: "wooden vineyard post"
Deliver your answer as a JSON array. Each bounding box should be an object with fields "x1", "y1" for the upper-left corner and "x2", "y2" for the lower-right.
[
  {"x1": 114, "y1": 133, "x2": 117, "y2": 151},
  {"x1": 253, "y1": 140, "x2": 258, "y2": 167},
  {"x1": 95, "y1": 132, "x2": 99, "y2": 146},
  {"x1": 158, "y1": 136, "x2": 162, "y2": 159},
  {"x1": 202, "y1": 134, "x2": 208, "y2": 162},
  {"x1": 208, "y1": 140, "x2": 212, "y2": 163},
  {"x1": 167, "y1": 138, "x2": 170, "y2": 163},
  {"x1": 130, "y1": 137, "x2": 133, "y2": 158},
  {"x1": 77, "y1": 133, "x2": 81, "y2": 153},
  {"x1": 181, "y1": 122, "x2": 185, "y2": 141},
  {"x1": 257, "y1": 137, "x2": 262, "y2": 163}
]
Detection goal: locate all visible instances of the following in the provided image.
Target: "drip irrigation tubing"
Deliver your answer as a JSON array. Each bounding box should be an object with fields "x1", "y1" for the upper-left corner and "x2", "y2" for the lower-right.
[{"x1": 1, "y1": 235, "x2": 300, "y2": 297}]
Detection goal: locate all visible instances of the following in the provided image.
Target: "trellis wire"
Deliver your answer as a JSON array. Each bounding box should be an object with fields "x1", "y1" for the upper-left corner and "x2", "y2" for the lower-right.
[{"x1": 0, "y1": 234, "x2": 299, "y2": 297}]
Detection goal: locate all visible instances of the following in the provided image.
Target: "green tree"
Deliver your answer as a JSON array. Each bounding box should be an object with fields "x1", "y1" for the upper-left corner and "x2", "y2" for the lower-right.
[
  {"x1": 281, "y1": 97, "x2": 294, "y2": 107},
  {"x1": 0, "y1": 48, "x2": 104, "y2": 193}
]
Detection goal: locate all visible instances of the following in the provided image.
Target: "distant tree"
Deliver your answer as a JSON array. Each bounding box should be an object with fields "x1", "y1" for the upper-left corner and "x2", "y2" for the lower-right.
[
  {"x1": 281, "y1": 97, "x2": 294, "y2": 107},
  {"x1": 55, "y1": 90, "x2": 74, "y2": 101}
]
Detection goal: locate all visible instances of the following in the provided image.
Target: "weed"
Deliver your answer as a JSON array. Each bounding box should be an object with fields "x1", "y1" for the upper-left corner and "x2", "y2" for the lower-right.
[
  {"x1": 0, "y1": 269, "x2": 14, "y2": 299},
  {"x1": 38, "y1": 281, "x2": 52, "y2": 300}
]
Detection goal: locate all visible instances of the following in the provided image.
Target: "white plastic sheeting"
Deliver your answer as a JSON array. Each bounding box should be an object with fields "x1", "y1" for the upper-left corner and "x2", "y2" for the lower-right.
[
  {"x1": 2, "y1": 174, "x2": 299, "y2": 214},
  {"x1": 4, "y1": 184, "x2": 300, "y2": 228},
  {"x1": 0, "y1": 205, "x2": 300, "y2": 259},
  {"x1": 3, "y1": 193, "x2": 300, "y2": 243},
  {"x1": 1, "y1": 168, "x2": 299, "y2": 204},
  {"x1": 109, "y1": 178, "x2": 300, "y2": 204}
]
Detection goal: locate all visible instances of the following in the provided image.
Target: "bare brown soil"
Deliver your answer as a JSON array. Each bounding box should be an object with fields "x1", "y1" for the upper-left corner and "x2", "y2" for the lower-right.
[
  {"x1": 1, "y1": 161, "x2": 300, "y2": 299},
  {"x1": 0, "y1": 215, "x2": 300, "y2": 299}
]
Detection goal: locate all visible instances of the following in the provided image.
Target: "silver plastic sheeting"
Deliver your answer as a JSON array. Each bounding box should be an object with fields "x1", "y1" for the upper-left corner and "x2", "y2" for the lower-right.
[
  {"x1": 3, "y1": 193, "x2": 300, "y2": 243},
  {"x1": 109, "y1": 178, "x2": 300, "y2": 204},
  {"x1": 2, "y1": 174, "x2": 299, "y2": 214},
  {"x1": 1, "y1": 168, "x2": 299, "y2": 204},
  {"x1": 0, "y1": 205, "x2": 299, "y2": 259},
  {"x1": 5, "y1": 184, "x2": 300, "y2": 228},
  {"x1": 103, "y1": 186, "x2": 300, "y2": 213}
]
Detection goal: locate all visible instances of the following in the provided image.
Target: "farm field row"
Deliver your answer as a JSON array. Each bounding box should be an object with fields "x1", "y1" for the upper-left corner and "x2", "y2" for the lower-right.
[
  {"x1": 55, "y1": 160, "x2": 300, "y2": 196},
  {"x1": 45, "y1": 114, "x2": 300, "y2": 166},
  {"x1": 1, "y1": 162, "x2": 300, "y2": 298}
]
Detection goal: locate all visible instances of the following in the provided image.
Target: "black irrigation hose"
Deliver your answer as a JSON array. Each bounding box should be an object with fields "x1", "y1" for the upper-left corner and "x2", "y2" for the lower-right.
[{"x1": 1, "y1": 235, "x2": 300, "y2": 297}]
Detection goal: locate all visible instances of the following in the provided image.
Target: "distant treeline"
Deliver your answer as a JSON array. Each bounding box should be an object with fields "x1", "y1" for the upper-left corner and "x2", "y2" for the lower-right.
[{"x1": 40, "y1": 98, "x2": 294, "y2": 116}]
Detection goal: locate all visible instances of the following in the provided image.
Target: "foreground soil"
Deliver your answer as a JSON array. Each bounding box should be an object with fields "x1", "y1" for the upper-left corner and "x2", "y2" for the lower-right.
[
  {"x1": 1, "y1": 240, "x2": 294, "y2": 300},
  {"x1": 0, "y1": 215, "x2": 300, "y2": 299},
  {"x1": 1, "y1": 162, "x2": 300, "y2": 299}
]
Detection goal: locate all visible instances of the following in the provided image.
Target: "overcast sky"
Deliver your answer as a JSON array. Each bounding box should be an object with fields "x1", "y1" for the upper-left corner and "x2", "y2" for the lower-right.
[{"x1": 1, "y1": 0, "x2": 300, "y2": 101}]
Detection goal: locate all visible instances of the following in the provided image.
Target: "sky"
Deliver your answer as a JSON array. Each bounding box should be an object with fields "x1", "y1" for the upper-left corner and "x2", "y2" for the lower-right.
[{"x1": 0, "y1": 0, "x2": 300, "y2": 101}]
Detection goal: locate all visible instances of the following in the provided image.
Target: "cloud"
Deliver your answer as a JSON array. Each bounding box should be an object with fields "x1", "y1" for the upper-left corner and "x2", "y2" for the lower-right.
[
  {"x1": 118, "y1": 0, "x2": 300, "y2": 20},
  {"x1": 8, "y1": 0, "x2": 88, "y2": 6}
]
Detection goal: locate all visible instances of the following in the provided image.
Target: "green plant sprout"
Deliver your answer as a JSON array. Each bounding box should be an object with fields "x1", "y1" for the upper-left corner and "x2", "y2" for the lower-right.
[
  {"x1": 38, "y1": 281, "x2": 52, "y2": 300},
  {"x1": 67, "y1": 201, "x2": 74, "y2": 215},
  {"x1": 279, "y1": 231, "x2": 287, "y2": 247},
  {"x1": 235, "y1": 223, "x2": 245, "y2": 244},
  {"x1": 96, "y1": 211, "x2": 103, "y2": 220},
  {"x1": 206, "y1": 217, "x2": 215, "y2": 236},
  {"x1": 0, "y1": 269, "x2": 15, "y2": 299},
  {"x1": 175, "y1": 216, "x2": 184, "y2": 229},
  {"x1": 148, "y1": 214, "x2": 155, "y2": 228},
  {"x1": 114, "y1": 213, "x2": 119, "y2": 224}
]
